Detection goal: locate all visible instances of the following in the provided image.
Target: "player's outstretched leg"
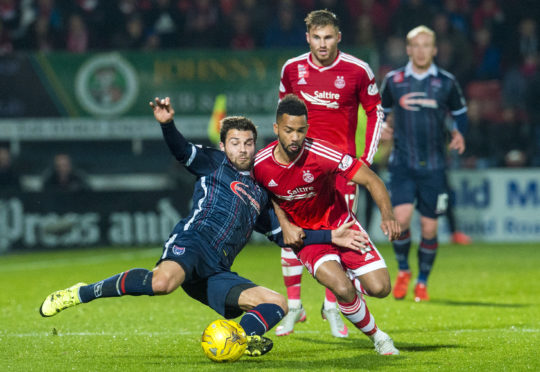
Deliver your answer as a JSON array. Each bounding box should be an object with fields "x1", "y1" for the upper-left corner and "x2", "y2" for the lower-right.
[
  {"x1": 338, "y1": 294, "x2": 399, "y2": 355},
  {"x1": 40, "y1": 282, "x2": 87, "y2": 317},
  {"x1": 39, "y1": 268, "x2": 155, "y2": 317}
]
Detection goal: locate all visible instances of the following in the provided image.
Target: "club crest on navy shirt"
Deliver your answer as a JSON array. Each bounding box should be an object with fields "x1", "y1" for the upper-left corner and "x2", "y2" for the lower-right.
[{"x1": 172, "y1": 245, "x2": 186, "y2": 256}]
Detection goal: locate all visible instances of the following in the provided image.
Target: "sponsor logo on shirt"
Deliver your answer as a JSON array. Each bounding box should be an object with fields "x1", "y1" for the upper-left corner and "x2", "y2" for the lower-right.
[
  {"x1": 298, "y1": 77, "x2": 307, "y2": 85},
  {"x1": 338, "y1": 154, "x2": 354, "y2": 171},
  {"x1": 302, "y1": 170, "x2": 314, "y2": 183},
  {"x1": 334, "y1": 76, "x2": 346, "y2": 89},
  {"x1": 230, "y1": 181, "x2": 261, "y2": 213},
  {"x1": 173, "y1": 245, "x2": 185, "y2": 256},
  {"x1": 399, "y1": 92, "x2": 438, "y2": 111},
  {"x1": 431, "y1": 78, "x2": 442, "y2": 88},
  {"x1": 268, "y1": 179, "x2": 278, "y2": 187},
  {"x1": 300, "y1": 90, "x2": 340, "y2": 109},
  {"x1": 275, "y1": 186, "x2": 317, "y2": 201},
  {"x1": 368, "y1": 83, "x2": 379, "y2": 95}
]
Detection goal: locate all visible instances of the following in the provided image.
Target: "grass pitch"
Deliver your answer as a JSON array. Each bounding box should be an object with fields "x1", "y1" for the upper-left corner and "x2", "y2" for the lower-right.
[{"x1": 0, "y1": 242, "x2": 538, "y2": 371}]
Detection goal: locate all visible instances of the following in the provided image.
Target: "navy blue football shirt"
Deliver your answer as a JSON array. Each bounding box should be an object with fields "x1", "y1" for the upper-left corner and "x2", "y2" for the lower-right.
[{"x1": 380, "y1": 62, "x2": 467, "y2": 170}]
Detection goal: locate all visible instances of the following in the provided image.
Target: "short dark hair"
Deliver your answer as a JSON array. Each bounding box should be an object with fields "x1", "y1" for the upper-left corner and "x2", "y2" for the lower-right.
[
  {"x1": 276, "y1": 94, "x2": 308, "y2": 121},
  {"x1": 220, "y1": 116, "x2": 258, "y2": 143},
  {"x1": 305, "y1": 9, "x2": 340, "y2": 32}
]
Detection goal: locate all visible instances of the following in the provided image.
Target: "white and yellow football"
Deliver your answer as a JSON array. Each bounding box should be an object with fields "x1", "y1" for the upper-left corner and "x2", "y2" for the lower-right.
[{"x1": 201, "y1": 319, "x2": 247, "y2": 362}]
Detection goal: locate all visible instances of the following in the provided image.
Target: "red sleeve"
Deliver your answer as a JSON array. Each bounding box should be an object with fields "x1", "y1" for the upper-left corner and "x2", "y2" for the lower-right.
[
  {"x1": 357, "y1": 66, "x2": 383, "y2": 167},
  {"x1": 279, "y1": 62, "x2": 293, "y2": 100},
  {"x1": 334, "y1": 153, "x2": 364, "y2": 180}
]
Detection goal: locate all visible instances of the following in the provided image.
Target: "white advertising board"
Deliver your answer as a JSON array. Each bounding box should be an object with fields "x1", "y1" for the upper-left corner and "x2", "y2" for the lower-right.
[{"x1": 366, "y1": 169, "x2": 540, "y2": 243}]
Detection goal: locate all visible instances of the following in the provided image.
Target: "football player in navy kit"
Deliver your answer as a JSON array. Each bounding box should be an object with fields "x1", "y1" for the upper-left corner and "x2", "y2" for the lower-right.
[{"x1": 380, "y1": 26, "x2": 468, "y2": 302}]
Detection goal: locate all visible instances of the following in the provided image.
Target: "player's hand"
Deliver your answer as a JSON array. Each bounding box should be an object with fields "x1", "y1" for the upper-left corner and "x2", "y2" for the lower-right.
[
  {"x1": 331, "y1": 221, "x2": 371, "y2": 252},
  {"x1": 150, "y1": 97, "x2": 175, "y2": 124},
  {"x1": 449, "y1": 129, "x2": 465, "y2": 154},
  {"x1": 281, "y1": 222, "x2": 306, "y2": 250},
  {"x1": 380, "y1": 216, "x2": 401, "y2": 241}
]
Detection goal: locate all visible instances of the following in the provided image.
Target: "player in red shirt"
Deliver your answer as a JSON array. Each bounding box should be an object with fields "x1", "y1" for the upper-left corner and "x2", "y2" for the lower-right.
[
  {"x1": 254, "y1": 94, "x2": 400, "y2": 355},
  {"x1": 276, "y1": 9, "x2": 384, "y2": 337}
]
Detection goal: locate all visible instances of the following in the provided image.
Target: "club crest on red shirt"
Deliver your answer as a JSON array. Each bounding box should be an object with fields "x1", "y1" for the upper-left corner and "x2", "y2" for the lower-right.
[
  {"x1": 334, "y1": 76, "x2": 346, "y2": 89},
  {"x1": 302, "y1": 170, "x2": 314, "y2": 183}
]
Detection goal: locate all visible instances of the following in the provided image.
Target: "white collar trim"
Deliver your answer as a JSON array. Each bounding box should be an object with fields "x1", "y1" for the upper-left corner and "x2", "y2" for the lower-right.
[{"x1": 405, "y1": 61, "x2": 438, "y2": 80}]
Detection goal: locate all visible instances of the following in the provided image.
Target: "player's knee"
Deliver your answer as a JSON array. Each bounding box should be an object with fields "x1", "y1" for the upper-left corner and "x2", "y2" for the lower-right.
[
  {"x1": 332, "y1": 281, "x2": 356, "y2": 302},
  {"x1": 151, "y1": 276, "x2": 174, "y2": 295},
  {"x1": 365, "y1": 281, "x2": 391, "y2": 298}
]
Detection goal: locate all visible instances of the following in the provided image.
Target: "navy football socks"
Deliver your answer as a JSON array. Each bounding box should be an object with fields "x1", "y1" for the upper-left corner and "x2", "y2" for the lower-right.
[
  {"x1": 392, "y1": 229, "x2": 411, "y2": 271},
  {"x1": 78, "y1": 268, "x2": 154, "y2": 303},
  {"x1": 240, "y1": 303, "x2": 285, "y2": 336},
  {"x1": 418, "y1": 237, "x2": 438, "y2": 283}
]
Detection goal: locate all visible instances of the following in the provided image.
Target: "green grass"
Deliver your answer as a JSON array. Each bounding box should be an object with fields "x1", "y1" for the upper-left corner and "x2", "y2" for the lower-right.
[{"x1": 0, "y1": 243, "x2": 539, "y2": 371}]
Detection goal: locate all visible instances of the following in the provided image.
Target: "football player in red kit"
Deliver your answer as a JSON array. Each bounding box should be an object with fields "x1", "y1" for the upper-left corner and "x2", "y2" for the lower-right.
[{"x1": 254, "y1": 94, "x2": 400, "y2": 355}]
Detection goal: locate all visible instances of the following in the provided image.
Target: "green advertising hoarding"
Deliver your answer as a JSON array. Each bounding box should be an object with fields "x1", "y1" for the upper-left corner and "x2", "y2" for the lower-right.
[{"x1": 28, "y1": 48, "x2": 373, "y2": 118}]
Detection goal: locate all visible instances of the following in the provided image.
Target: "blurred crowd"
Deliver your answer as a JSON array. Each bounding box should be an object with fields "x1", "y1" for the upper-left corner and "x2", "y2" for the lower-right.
[{"x1": 0, "y1": 0, "x2": 539, "y2": 168}]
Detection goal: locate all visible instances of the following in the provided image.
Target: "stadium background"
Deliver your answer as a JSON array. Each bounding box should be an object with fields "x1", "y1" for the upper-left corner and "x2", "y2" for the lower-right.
[{"x1": 1, "y1": 0, "x2": 539, "y2": 252}]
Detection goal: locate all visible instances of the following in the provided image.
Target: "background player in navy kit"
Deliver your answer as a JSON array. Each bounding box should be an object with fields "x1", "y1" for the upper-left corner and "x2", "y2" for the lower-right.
[
  {"x1": 380, "y1": 26, "x2": 468, "y2": 302},
  {"x1": 39, "y1": 97, "x2": 367, "y2": 357}
]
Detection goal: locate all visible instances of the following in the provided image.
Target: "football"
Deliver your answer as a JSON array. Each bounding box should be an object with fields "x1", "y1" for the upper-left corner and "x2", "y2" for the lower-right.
[{"x1": 201, "y1": 319, "x2": 247, "y2": 362}]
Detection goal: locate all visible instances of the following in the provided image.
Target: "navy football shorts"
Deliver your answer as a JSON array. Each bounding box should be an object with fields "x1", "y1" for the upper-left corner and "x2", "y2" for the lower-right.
[
  {"x1": 156, "y1": 231, "x2": 256, "y2": 318},
  {"x1": 388, "y1": 165, "x2": 448, "y2": 219}
]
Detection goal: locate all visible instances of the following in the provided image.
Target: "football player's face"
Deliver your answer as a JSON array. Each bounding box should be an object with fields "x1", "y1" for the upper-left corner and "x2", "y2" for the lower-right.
[
  {"x1": 220, "y1": 129, "x2": 256, "y2": 171},
  {"x1": 274, "y1": 114, "x2": 308, "y2": 160},
  {"x1": 306, "y1": 25, "x2": 341, "y2": 67},
  {"x1": 407, "y1": 32, "x2": 437, "y2": 71}
]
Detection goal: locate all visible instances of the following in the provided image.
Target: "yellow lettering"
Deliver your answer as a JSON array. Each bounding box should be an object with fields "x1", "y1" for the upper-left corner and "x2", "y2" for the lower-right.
[
  {"x1": 153, "y1": 60, "x2": 172, "y2": 84},
  {"x1": 174, "y1": 60, "x2": 195, "y2": 80},
  {"x1": 251, "y1": 58, "x2": 266, "y2": 80},
  {"x1": 208, "y1": 59, "x2": 228, "y2": 80},
  {"x1": 228, "y1": 59, "x2": 249, "y2": 79}
]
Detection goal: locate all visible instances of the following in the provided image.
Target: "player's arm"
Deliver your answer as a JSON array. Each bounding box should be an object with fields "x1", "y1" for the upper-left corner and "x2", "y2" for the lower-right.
[
  {"x1": 349, "y1": 164, "x2": 401, "y2": 241},
  {"x1": 150, "y1": 96, "x2": 219, "y2": 176},
  {"x1": 358, "y1": 66, "x2": 384, "y2": 166},
  {"x1": 254, "y1": 203, "x2": 369, "y2": 250},
  {"x1": 271, "y1": 199, "x2": 305, "y2": 250},
  {"x1": 447, "y1": 79, "x2": 468, "y2": 154}
]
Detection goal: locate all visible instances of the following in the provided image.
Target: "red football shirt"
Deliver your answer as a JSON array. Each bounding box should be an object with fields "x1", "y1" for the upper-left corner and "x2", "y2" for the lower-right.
[
  {"x1": 279, "y1": 51, "x2": 383, "y2": 165},
  {"x1": 253, "y1": 137, "x2": 363, "y2": 230}
]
